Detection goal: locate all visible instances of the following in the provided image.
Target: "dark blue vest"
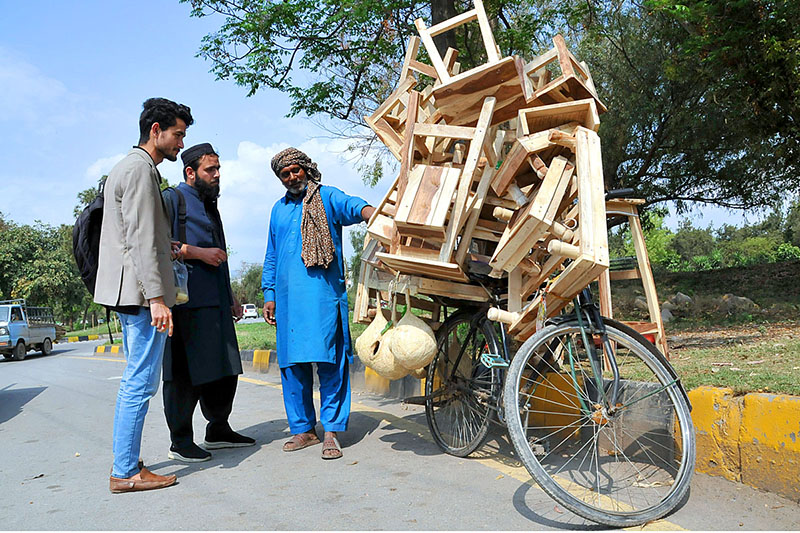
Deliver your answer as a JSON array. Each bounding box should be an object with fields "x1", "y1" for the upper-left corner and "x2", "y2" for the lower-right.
[{"x1": 162, "y1": 183, "x2": 231, "y2": 308}]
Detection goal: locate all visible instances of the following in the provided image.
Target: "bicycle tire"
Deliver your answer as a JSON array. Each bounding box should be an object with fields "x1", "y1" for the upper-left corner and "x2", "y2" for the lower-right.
[
  {"x1": 425, "y1": 310, "x2": 501, "y2": 457},
  {"x1": 503, "y1": 318, "x2": 695, "y2": 527}
]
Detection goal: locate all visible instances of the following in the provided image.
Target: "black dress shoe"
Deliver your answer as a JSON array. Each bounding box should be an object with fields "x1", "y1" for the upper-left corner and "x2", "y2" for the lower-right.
[
  {"x1": 203, "y1": 430, "x2": 256, "y2": 449},
  {"x1": 168, "y1": 443, "x2": 212, "y2": 463}
]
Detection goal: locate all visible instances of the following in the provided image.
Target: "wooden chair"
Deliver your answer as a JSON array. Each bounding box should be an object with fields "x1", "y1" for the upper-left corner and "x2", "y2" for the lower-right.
[
  {"x1": 521, "y1": 34, "x2": 607, "y2": 113},
  {"x1": 414, "y1": 0, "x2": 527, "y2": 127}
]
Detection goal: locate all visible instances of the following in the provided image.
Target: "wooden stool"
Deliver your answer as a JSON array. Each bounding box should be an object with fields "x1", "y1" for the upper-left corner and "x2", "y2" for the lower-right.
[{"x1": 598, "y1": 198, "x2": 669, "y2": 357}]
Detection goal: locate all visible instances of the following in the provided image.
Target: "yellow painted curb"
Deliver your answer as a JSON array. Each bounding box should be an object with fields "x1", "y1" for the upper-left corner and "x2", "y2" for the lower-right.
[
  {"x1": 689, "y1": 386, "x2": 800, "y2": 502},
  {"x1": 94, "y1": 345, "x2": 121, "y2": 354},
  {"x1": 364, "y1": 367, "x2": 390, "y2": 395},
  {"x1": 253, "y1": 349, "x2": 270, "y2": 372},
  {"x1": 88, "y1": 334, "x2": 99, "y2": 340},
  {"x1": 68, "y1": 336, "x2": 79, "y2": 342}
]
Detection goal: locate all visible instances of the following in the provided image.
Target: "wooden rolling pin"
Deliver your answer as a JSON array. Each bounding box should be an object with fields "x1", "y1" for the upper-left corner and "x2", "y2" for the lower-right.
[
  {"x1": 547, "y1": 239, "x2": 581, "y2": 259},
  {"x1": 487, "y1": 307, "x2": 520, "y2": 324}
]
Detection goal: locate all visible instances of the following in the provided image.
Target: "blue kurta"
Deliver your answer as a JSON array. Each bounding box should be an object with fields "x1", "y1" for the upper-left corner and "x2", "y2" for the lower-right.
[{"x1": 262, "y1": 185, "x2": 368, "y2": 369}]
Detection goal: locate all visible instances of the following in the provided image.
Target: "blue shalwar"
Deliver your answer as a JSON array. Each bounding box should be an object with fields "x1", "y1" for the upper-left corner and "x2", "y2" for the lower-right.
[{"x1": 262, "y1": 185, "x2": 368, "y2": 433}]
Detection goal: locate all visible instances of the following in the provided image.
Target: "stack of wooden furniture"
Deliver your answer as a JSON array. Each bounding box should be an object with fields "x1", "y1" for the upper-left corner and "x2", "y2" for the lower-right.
[{"x1": 354, "y1": 0, "x2": 664, "y2": 351}]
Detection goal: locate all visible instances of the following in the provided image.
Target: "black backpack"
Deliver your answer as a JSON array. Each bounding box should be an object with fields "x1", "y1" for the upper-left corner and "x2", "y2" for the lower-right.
[{"x1": 72, "y1": 179, "x2": 106, "y2": 296}]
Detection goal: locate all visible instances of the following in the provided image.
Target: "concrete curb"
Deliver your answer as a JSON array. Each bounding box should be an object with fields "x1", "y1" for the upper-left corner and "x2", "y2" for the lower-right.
[
  {"x1": 67, "y1": 334, "x2": 100, "y2": 342},
  {"x1": 93, "y1": 344, "x2": 122, "y2": 354},
  {"x1": 689, "y1": 386, "x2": 800, "y2": 502}
]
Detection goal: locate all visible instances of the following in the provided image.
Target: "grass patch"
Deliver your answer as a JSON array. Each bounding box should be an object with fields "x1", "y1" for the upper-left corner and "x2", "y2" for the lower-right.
[
  {"x1": 235, "y1": 322, "x2": 276, "y2": 350},
  {"x1": 234, "y1": 312, "x2": 369, "y2": 351},
  {"x1": 67, "y1": 323, "x2": 120, "y2": 337},
  {"x1": 669, "y1": 324, "x2": 800, "y2": 395}
]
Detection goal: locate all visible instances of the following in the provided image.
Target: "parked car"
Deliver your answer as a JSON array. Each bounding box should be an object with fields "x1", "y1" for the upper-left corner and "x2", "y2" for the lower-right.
[
  {"x1": 0, "y1": 299, "x2": 57, "y2": 361},
  {"x1": 242, "y1": 304, "x2": 258, "y2": 319}
]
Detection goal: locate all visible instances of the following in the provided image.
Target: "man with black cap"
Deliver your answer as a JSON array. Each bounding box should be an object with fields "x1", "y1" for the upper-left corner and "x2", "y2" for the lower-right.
[{"x1": 160, "y1": 143, "x2": 254, "y2": 463}]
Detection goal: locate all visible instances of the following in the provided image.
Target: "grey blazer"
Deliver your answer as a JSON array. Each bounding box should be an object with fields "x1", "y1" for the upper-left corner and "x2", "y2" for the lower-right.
[{"x1": 94, "y1": 148, "x2": 176, "y2": 309}]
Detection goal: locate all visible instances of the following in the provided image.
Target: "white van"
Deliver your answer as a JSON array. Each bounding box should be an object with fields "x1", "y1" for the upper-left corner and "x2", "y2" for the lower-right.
[{"x1": 241, "y1": 304, "x2": 258, "y2": 319}]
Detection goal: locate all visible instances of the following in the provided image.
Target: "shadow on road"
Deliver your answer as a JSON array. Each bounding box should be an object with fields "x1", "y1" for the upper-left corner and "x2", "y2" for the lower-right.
[
  {"x1": 0, "y1": 384, "x2": 47, "y2": 426},
  {"x1": 512, "y1": 482, "x2": 606, "y2": 530},
  {"x1": 145, "y1": 419, "x2": 288, "y2": 478}
]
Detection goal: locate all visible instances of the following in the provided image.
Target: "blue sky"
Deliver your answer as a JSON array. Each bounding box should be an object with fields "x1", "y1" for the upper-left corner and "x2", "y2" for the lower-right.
[
  {"x1": 0, "y1": 0, "x2": 386, "y2": 273},
  {"x1": 0, "y1": 1, "x2": 764, "y2": 275}
]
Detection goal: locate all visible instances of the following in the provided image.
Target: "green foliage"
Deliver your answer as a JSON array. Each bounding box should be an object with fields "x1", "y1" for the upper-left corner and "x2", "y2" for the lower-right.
[
  {"x1": 784, "y1": 198, "x2": 800, "y2": 246},
  {"x1": 671, "y1": 221, "x2": 714, "y2": 262},
  {"x1": 775, "y1": 242, "x2": 800, "y2": 262},
  {"x1": 0, "y1": 218, "x2": 88, "y2": 326},
  {"x1": 347, "y1": 225, "x2": 367, "y2": 286},
  {"x1": 231, "y1": 262, "x2": 265, "y2": 307}
]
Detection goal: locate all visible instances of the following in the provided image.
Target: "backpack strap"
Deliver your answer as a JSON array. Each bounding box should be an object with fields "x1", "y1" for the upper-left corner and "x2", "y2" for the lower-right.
[
  {"x1": 165, "y1": 187, "x2": 187, "y2": 244},
  {"x1": 174, "y1": 187, "x2": 187, "y2": 245}
]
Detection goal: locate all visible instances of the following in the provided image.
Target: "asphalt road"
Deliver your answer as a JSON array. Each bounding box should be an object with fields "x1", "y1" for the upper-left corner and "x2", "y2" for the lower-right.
[{"x1": 1, "y1": 341, "x2": 798, "y2": 530}]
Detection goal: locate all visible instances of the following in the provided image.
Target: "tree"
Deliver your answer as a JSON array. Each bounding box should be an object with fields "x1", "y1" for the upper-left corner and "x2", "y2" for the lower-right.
[
  {"x1": 184, "y1": 0, "x2": 800, "y2": 211},
  {"x1": 671, "y1": 221, "x2": 714, "y2": 263},
  {"x1": 231, "y1": 262, "x2": 266, "y2": 307},
  {"x1": 785, "y1": 197, "x2": 800, "y2": 247},
  {"x1": 347, "y1": 225, "x2": 367, "y2": 286},
  {"x1": 0, "y1": 218, "x2": 88, "y2": 327}
]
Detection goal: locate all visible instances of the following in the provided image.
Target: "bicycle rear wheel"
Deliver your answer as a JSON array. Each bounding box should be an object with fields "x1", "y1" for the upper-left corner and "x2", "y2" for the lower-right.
[
  {"x1": 425, "y1": 310, "x2": 500, "y2": 457},
  {"x1": 503, "y1": 318, "x2": 695, "y2": 527}
]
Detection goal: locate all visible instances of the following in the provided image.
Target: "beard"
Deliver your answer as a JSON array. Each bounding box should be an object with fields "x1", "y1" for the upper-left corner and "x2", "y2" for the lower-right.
[
  {"x1": 195, "y1": 178, "x2": 220, "y2": 201},
  {"x1": 286, "y1": 178, "x2": 308, "y2": 196}
]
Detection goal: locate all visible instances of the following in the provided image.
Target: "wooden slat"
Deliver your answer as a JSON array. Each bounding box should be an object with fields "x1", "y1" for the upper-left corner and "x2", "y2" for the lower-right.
[
  {"x1": 428, "y1": 8, "x2": 477, "y2": 36},
  {"x1": 413, "y1": 123, "x2": 476, "y2": 140},
  {"x1": 439, "y1": 96, "x2": 496, "y2": 262},
  {"x1": 400, "y1": 36, "x2": 421, "y2": 81},
  {"x1": 414, "y1": 18, "x2": 451, "y2": 83},
  {"x1": 396, "y1": 90, "x2": 421, "y2": 207},
  {"x1": 474, "y1": 0, "x2": 500, "y2": 63}
]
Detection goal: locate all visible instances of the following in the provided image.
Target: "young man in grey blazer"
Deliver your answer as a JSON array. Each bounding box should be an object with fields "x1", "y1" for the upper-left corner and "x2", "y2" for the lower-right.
[{"x1": 95, "y1": 97, "x2": 193, "y2": 493}]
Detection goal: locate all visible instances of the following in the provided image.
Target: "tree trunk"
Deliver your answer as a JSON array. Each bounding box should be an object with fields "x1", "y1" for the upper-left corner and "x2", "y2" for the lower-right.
[{"x1": 430, "y1": 0, "x2": 457, "y2": 58}]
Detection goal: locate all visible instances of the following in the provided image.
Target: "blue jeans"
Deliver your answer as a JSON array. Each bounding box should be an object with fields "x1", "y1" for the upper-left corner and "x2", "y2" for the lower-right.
[{"x1": 112, "y1": 307, "x2": 167, "y2": 478}]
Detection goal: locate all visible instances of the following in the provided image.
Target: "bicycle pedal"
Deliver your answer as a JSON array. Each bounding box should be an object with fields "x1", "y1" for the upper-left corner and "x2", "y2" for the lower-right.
[{"x1": 480, "y1": 353, "x2": 508, "y2": 368}]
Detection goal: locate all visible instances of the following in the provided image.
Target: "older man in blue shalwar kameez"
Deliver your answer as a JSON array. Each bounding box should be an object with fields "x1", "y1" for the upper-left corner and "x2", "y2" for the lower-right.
[{"x1": 262, "y1": 148, "x2": 375, "y2": 460}]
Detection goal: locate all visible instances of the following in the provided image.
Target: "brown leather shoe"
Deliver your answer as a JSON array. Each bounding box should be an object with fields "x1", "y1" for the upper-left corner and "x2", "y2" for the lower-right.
[{"x1": 109, "y1": 467, "x2": 177, "y2": 494}]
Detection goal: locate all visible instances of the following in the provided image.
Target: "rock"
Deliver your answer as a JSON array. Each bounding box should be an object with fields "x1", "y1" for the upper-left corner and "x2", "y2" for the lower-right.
[
  {"x1": 661, "y1": 301, "x2": 677, "y2": 313},
  {"x1": 661, "y1": 308, "x2": 674, "y2": 323},
  {"x1": 634, "y1": 296, "x2": 649, "y2": 311},
  {"x1": 719, "y1": 294, "x2": 758, "y2": 314},
  {"x1": 671, "y1": 292, "x2": 693, "y2": 306}
]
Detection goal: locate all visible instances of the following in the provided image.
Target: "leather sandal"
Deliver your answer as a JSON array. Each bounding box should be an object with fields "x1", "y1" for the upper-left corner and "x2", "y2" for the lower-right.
[
  {"x1": 109, "y1": 467, "x2": 177, "y2": 494},
  {"x1": 321, "y1": 436, "x2": 343, "y2": 460},
  {"x1": 282, "y1": 431, "x2": 320, "y2": 452}
]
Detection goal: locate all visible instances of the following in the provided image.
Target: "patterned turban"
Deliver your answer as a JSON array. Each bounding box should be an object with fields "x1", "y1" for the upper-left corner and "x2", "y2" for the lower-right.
[
  {"x1": 270, "y1": 147, "x2": 322, "y2": 182},
  {"x1": 270, "y1": 147, "x2": 334, "y2": 269}
]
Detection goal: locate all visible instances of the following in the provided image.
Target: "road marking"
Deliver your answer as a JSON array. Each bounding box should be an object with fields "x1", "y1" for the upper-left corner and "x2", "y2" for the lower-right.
[
  {"x1": 69, "y1": 356, "x2": 124, "y2": 363},
  {"x1": 107, "y1": 376, "x2": 123, "y2": 380},
  {"x1": 79, "y1": 361, "x2": 684, "y2": 530}
]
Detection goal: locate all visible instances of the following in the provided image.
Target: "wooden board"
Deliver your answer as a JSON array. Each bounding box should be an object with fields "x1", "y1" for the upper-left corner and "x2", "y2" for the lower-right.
[
  {"x1": 431, "y1": 56, "x2": 527, "y2": 127},
  {"x1": 376, "y1": 252, "x2": 468, "y2": 282},
  {"x1": 517, "y1": 99, "x2": 600, "y2": 137}
]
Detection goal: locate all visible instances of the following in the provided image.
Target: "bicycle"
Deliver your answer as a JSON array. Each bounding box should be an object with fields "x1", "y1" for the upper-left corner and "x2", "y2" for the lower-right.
[{"x1": 422, "y1": 193, "x2": 696, "y2": 527}]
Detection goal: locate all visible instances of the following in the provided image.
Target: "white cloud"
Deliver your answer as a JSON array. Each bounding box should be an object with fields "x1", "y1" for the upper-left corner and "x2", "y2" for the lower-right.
[
  {"x1": 215, "y1": 139, "x2": 387, "y2": 272},
  {"x1": 85, "y1": 153, "x2": 126, "y2": 181}
]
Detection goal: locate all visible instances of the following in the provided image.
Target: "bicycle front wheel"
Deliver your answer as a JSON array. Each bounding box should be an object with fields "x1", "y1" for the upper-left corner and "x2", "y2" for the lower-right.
[
  {"x1": 425, "y1": 310, "x2": 500, "y2": 457},
  {"x1": 503, "y1": 318, "x2": 695, "y2": 527}
]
